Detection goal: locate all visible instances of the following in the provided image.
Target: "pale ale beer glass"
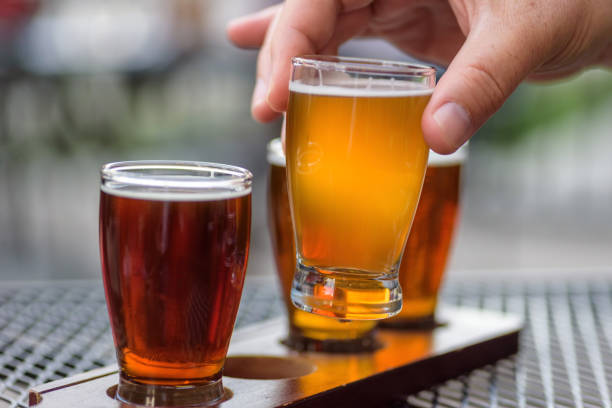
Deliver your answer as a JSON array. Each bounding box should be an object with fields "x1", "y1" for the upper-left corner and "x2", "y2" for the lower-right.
[
  {"x1": 267, "y1": 139, "x2": 378, "y2": 351},
  {"x1": 383, "y1": 146, "x2": 466, "y2": 327},
  {"x1": 287, "y1": 56, "x2": 435, "y2": 320},
  {"x1": 99, "y1": 161, "x2": 252, "y2": 406}
]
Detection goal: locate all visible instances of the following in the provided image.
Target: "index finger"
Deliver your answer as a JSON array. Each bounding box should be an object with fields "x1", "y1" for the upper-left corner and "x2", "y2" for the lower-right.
[
  {"x1": 227, "y1": 5, "x2": 280, "y2": 49},
  {"x1": 266, "y1": 0, "x2": 372, "y2": 112}
]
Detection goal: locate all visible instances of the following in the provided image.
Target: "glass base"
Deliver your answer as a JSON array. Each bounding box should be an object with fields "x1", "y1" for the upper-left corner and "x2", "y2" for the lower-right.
[
  {"x1": 282, "y1": 327, "x2": 382, "y2": 353},
  {"x1": 379, "y1": 296, "x2": 439, "y2": 329},
  {"x1": 116, "y1": 375, "x2": 224, "y2": 407},
  {"x1": 290, "y1": 263, "x2": 402, "y2": 320}
]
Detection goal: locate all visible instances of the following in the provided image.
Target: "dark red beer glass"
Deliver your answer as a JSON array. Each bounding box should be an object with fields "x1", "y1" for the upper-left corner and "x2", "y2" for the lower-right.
[{"x1": 99, "y1": 161, "x2": 252, "y2": 406}]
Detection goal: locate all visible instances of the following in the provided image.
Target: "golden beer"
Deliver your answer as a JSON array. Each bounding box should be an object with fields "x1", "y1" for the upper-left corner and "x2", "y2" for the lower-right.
[
  {"x1": 267, "y1": 139, "x2": 377, "y2": 351},
  {"x1": 383, "y1": 148, "x2": 466, "y2": 327},
  {"x1": 287, "y1": 56, "x2": 436, "y2": 320}
]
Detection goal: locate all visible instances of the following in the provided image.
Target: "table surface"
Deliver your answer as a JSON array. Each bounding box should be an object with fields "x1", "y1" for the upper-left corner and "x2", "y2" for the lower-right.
[{"x1": 1, "y1": 274, "x2": 611, "y2": 408}]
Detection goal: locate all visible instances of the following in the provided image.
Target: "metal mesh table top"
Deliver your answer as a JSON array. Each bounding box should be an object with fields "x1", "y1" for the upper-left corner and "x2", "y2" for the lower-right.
[{"x1": 1, "y1": 276, "x2": 612, "y2": 408}]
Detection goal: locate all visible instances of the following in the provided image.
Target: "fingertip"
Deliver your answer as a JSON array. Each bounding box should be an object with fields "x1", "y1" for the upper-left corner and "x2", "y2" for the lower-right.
[
  {"x1": 226, "y1": 16, "x2": 238, "y2": 28},
  {"x1": 226, "y1": 14, "x2": 248, "y2": 35},
  {"x1": 422, "y1": 101, "x2": 472, "y2": 154},
  {"x1": 226, "y1": 18, "x2": 244, "y2": 45},
  {"x1": 266, "y1": 82, "x2": 289, "y2": 113},
  {"x1": 226, "y1": 17, "x2": 240, "y2": 31},
  {"x1": 422, "y1": 110, "x2": 461, "y2": 155},
  {"x1": 252, "y1": 100, "x2": 282, "y2": 123},
  {"x1": 265, "y1": 53, "x2": 292, "y2": 113}
]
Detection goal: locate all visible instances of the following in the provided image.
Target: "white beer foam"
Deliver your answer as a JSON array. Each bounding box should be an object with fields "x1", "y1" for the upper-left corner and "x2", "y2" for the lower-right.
[
  {"x1": 428, "y1": 144, "x2": 468, "y2": 166},
  {"x1": 101, "y1": 184, "x2": 251, "y2": 202},
  {"x1": 289, "y1": 80, "x2": 433, "y2": 97},
  {"x1": 267, "y1": 138, "x2": 286, "y2": 167}
]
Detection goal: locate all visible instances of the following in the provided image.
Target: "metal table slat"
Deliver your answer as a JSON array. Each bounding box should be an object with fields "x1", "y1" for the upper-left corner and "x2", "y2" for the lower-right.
[{"x1": 1, "y1": 274, "x2": 612, "y2": 407}]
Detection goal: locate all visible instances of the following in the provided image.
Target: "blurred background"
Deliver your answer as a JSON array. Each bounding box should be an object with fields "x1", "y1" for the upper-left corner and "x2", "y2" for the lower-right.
[{"x1": 0, "y1": 0, "x2": 611, "y2": 284}]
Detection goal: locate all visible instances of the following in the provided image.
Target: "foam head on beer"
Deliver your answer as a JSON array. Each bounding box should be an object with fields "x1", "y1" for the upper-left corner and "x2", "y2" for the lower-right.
[
  {"x1": 100, "y1": 184, "x2": 251, "y2": 201},
  {"x1": 286, "y1": 56, "x2": 436, "y2": 320},
  {"x1": 267, "y1": 137, "x2": 286, "y2": 168},
  {"x1": 428, "y1": 143, "x2": 468, "y2": 167}
]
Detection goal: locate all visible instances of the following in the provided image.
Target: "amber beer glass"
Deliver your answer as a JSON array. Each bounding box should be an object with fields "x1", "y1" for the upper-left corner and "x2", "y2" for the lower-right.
[
  {"x1": 383, "y1": 146, "x2": 466, "y2": 327},
  {"x1": 99, "y1": 161, "x2": 252, "y2": 406},
  {"x1": 267, "y1": 139, "x2": 377, "y2": 351},
  {"x1": 287, "y1": 56, "x2": 436, "y2": 320}
]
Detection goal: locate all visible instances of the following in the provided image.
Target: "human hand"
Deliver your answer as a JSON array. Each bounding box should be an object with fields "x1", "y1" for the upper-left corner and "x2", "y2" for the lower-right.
[{"x1": 227, "y1": 0, "x2": 612, "y2": 153}]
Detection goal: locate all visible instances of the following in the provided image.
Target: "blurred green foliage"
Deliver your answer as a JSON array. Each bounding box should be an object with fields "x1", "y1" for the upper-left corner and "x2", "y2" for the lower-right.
[
  {"x1": 0, "y1": 59, "x2": 257, "y2": 158},
  {"x1": 478, "y1": 69, "x2": 612, "y2": 147}
]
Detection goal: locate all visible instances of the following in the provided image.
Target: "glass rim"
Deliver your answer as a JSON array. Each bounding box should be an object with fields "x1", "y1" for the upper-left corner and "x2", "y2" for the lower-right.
[
  {"x1": 267, "y1": 138, "x2": 286, "y2": 167},
  {"x1": 101, "y1": 160, "x2": 253, "y2": 192},
  {"x1": 292, "y1": 55, "x2": 436, "y2": 78}
]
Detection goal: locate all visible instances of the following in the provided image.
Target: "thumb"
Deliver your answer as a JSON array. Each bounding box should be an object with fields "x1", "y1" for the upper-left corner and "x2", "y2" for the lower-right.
[{"x1": 422, "y1": 25, "x2": 538, "y2": 153}]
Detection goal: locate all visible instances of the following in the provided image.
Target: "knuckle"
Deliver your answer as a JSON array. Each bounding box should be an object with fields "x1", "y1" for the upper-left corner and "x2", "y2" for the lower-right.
[{"x1": 463, "y1": 62, "x2": 507, "y2": 115}]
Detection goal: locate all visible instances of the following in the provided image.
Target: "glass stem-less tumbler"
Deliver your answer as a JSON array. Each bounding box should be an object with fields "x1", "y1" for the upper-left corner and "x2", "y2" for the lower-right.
[
  {"x1": 286, "y1": 56, "x2": 436, "y2": 320},
  {"x1": 100, "y1": 161, "x2": 252, "y2": 406}
]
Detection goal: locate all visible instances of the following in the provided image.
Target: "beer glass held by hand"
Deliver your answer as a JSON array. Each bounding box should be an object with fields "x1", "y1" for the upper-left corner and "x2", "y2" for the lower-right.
[
  {"x1": 286, "y1": 56, "x2": 435, "y2": 320},
  {"x1": 382, "y1": 146, "x2": 466, "y2": 328},
  {"x1": 267, "y1": 139, "x2": 378, "y2": 352},
  {"x1": 99, "y1": 161, "x2": 252, "y2": 406}
]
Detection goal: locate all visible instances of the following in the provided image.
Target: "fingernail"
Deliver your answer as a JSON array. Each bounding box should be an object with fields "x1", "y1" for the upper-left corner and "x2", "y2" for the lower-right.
[
  {"x1": 252, "y1": 78, "x2": 267, "y2": 112},
  {"x1": 432, "y1": 102, "x2": 471, "y2": 149}
]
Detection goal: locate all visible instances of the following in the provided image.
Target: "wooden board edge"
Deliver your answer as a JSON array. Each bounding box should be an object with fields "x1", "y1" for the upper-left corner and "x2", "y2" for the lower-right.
[
  {"x1": 27, "y1": 310, "x2": 522, "y2": 408},
  {"x1": 29, "y1": 365, "x2": 119, "y2": 406},
  {"x1": 27, "y1": 319, "x2": 286, "y2": 406},
  {"x1": 292, "y1": 328, "x2": 520, "y2": 407},
  {"x1": 26, "y1": 319, "x2": 285, "y2": 406}
]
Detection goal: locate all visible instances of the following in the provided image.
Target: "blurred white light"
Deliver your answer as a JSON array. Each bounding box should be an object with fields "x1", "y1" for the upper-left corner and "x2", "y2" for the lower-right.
[{"x1": 17, "y1": 0, "x2": 176, "y2": 74}]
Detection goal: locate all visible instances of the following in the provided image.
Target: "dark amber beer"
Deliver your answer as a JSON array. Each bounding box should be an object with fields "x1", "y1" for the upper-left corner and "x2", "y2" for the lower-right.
[
  {"x1": 99, "y1": 161, "x2": 251, "y2": 405},
  {"x1": 383, "y1": 147, "x2": 466, "y2": 327},
  {"x1": 287, "y1": 56, "x2": 436, "y2": 320},
  {"x1": 267, "y1": 139, "x2": 377, "y2": 351}
]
